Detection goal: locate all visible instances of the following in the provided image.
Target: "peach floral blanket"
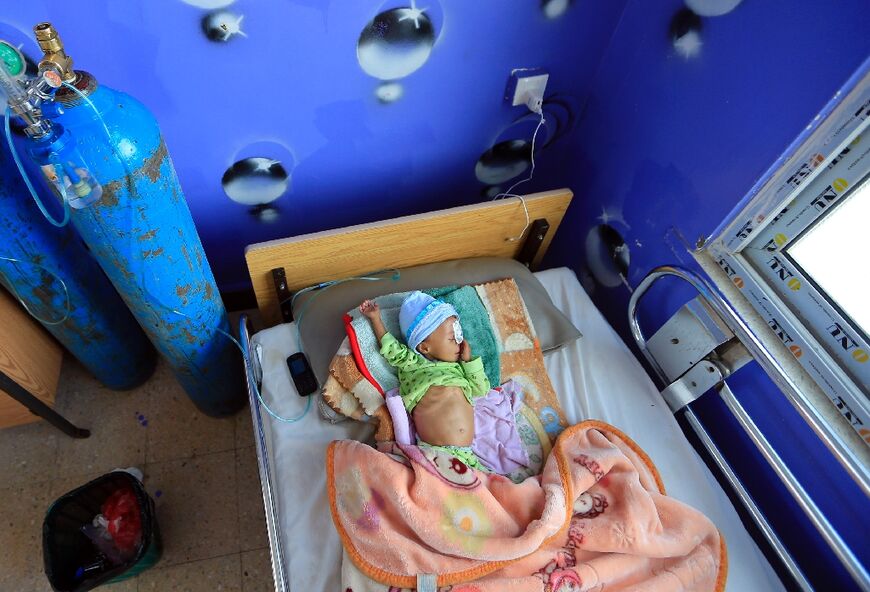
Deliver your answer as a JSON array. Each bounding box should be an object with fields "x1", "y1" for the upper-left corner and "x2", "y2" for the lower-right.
[{"x1": 328, "y1": 420, "x2": 727, "y2": 592}]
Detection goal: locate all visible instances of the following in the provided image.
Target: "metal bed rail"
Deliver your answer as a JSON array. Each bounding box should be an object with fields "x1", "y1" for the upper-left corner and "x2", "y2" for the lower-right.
[
  {"x1": 239, "y1": 314, "x2": 290, "y2": 592},
  {"x1": 629, "y1": 266, "x2": 869, "y2": 496},
  {"x1": 627, "y1": 265, "x2": 869, "y2": 591},
  {"x1": 682, "y1": 409, "x2": 813, "y2": 592}
]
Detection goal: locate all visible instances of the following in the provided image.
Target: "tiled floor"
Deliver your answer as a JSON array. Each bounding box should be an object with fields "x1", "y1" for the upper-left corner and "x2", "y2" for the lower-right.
[{"x1": 0, "y1": 355, "x2": 273, "y2": 592}]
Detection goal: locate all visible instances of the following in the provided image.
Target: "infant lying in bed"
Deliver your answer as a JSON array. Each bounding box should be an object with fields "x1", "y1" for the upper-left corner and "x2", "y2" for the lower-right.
[{"x1": 360, "y1": 291, "x2": 528, "y2": 473}]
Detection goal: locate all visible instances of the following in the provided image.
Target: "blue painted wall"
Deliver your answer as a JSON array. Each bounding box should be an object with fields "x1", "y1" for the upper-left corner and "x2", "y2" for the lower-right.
[
  {"x1": 543, "y1": 0, "x2": 870, "y2": 589},
  {"x1": 1, "y1": 0, "x2": 628, "y2": 293}
]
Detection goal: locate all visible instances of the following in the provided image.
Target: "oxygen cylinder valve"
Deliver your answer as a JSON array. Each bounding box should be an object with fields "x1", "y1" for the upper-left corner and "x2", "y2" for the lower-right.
[
  {"x1": 0, "y1": 33, "x2": 101, "y2": 210},
  {"x1": 33, "y1": 23, "x2": 75, "y2": 83}
]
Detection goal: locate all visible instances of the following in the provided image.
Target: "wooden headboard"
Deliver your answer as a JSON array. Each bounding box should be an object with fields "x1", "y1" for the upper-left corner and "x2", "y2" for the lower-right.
[{"x1": 245, "y1": 189, "x2": 573, "y2": 326}]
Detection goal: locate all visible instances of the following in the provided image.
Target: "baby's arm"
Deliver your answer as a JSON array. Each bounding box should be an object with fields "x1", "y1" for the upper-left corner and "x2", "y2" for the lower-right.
[
  {"x1": 459, "y1": 341, "x2": 491, "y2": 396},
  {"x1": 359, "y1": 300, "x2": 387, "y2": 343},
  {"x1": 359, "y1": 300, "x2": 422, "y2": 370}
]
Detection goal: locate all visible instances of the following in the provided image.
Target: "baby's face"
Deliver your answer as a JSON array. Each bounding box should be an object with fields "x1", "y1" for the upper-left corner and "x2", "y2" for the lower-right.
[{"x1": 418, "y1": 316, "x2": 461, "y2": 362}]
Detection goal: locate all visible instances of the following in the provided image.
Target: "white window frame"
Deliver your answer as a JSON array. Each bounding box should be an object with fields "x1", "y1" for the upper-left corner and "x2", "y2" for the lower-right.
[{"x1": 707, "y1": 61, "x2": 870, "y2": 445}]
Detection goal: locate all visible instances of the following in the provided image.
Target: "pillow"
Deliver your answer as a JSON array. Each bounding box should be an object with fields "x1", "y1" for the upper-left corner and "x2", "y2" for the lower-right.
[{"x1": 292, "y1": 257, "x2": 582, "y2": 383}]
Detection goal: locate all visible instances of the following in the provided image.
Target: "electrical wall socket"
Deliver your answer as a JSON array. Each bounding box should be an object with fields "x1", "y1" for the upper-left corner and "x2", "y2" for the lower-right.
[{"x1": 506, "y1": 69, "x2": 549, "y2": 111}]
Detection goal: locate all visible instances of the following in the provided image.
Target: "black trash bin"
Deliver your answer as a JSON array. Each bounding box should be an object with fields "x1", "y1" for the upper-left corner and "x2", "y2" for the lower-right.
[{"x1": 43, "y1": 470, "x2": 162, "y2": 592}]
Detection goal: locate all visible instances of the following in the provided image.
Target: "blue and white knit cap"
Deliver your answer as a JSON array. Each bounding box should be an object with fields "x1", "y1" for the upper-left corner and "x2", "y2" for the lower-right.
[{"x1": 399, "y1": 291, "x2": 459, "y2": 353}]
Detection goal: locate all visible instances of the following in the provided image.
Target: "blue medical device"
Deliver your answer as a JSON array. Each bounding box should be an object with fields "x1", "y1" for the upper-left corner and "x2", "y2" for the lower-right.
[{"x1": 0, "y1": 24, "x2": 244, "y2": 416}]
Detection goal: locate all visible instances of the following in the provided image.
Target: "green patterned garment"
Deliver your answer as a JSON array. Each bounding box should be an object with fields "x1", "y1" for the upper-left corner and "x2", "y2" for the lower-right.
[
  {"x1": 380, "y1": 333, "x2": 490, "y2": 412},
  {"x1": 418, "y1": 442, "x2": 490, "y2": 472}
]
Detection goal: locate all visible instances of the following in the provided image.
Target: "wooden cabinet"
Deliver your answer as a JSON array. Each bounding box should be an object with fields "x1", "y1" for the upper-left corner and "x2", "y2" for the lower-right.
[{"x1": 0, "y1": 286, "x2": 63, "y2": 429}]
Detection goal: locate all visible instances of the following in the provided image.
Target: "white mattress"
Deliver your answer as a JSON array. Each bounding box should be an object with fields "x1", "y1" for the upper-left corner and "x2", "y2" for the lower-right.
[{"x1": 251, "y1": 267, "x2": 785, "y2": 592}]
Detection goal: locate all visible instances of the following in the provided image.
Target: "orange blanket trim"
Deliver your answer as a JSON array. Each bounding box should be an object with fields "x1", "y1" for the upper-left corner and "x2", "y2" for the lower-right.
[
  {"x1": 717, "y1": 528, "x2": 729, "y2": 591},
  {"x1": 327, "y1": 419, "x2": 727, "y2": 591}
]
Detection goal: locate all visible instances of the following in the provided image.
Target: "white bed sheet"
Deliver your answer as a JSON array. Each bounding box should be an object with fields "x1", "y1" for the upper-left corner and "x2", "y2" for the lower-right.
[{"x1": 252, "y1": 267, "x2": 785, "y2": 592}]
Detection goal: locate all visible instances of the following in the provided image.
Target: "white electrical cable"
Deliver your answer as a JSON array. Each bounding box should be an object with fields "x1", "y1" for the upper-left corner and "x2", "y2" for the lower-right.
[{"x1": 492, "y1": 109, "x2": 546, "y2": 242}]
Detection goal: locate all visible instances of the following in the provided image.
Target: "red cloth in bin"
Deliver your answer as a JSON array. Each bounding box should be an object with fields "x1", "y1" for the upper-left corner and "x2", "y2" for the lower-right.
[{"x1": 102, "y1": 487, "x2": 142, "y2": 554}]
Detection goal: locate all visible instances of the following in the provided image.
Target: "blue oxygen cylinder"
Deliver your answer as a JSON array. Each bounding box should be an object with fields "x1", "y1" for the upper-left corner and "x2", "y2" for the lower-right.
[
  {"x1": 0, "y1": 131, "x2": 157, "y2": 390},
  {"x1": 34, "y1": 31, "x2": 244, "y2": 416}
]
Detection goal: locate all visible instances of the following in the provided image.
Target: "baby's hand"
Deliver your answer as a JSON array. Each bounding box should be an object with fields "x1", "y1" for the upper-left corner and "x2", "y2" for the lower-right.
[
  {"x1": 460, "y1": 340, "x2": 472, "y2": 362},
  {"x1": 359, "y1": 300, "x2": 380, "y2": 320}
]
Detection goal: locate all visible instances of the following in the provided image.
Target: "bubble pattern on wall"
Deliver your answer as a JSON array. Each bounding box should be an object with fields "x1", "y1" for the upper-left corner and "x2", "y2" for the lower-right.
[
  {"x1": 375, "y1": 81, "x2": 404, "y2": 103},
  {"x1": 475, "y1": 140, "x2": 532, "y2": 185},
  {"x1": 202, "y1": 10, "x2": 247, "y2": 42},
  {"x1": 182, "y1": 0, "x2": 236, "y2": 8},
  {"x1": 222, "y1": 158, "x2": 289, "y2": 206},
  {"x1": 542, "y1": 0, "x2": 572, "y2": 19},
  {"x1": 357, "y1": 3, "x2": 435, "y2": 80},
  {"x1": 670, "y1": 8, "x2": 703, "y2": 59},
  {"x1": 684, "y1": 0, "x2": 742, "y2": 17},
  {"x1": 585, "y1": 224, "x2": 630, "y2": 289}
]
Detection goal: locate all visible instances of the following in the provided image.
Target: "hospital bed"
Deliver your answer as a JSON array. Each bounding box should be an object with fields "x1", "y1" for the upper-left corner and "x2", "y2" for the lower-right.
[{"x1": 238, "y1": 189, "x2": 787, "y2": 591}]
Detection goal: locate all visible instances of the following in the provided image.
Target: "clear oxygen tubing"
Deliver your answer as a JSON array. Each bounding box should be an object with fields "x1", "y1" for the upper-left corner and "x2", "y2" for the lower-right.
[
  {"x1": 60, "y1": 81, "x2": 116, "y2": 152},
  {"x1": 176, "y1": 242, "x2": 400, "y2": 421},
  {"x1": 0, "y1": 255, "x2": 71, "y2": 325},
  {"x1": 3, "y1": 107, "x2": 71, "y2": 227},
  {"x1": 169, "y1": 307, "x2": 313, "y2": 424},
  {"x1": 171, "y1": 270, "x2": 401, "y2": 424},
  {"x1": 288, "y1": 269, "x2": 402, "y2": 356},
  {"x1": 57, "y1": 80, "x2": 404, "y2": 424},
  {"x1": 250, "y1": 268, "x2": 401, "y2": 423}
]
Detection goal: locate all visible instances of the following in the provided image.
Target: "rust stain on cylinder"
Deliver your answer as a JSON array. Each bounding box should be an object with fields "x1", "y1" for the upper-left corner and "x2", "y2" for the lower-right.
[
  {"x1": 101, "y1": 180, "x2": 121, "y2": 207},
  {"x1": 138, "y1": 229, "x2": 157, "y2": 241},
  {"x1": 181, "y1": 245, "x2": 194, "y2": 272},
  {"x1": 141, "y1": 139, "x2": 169, "y2": 184},
  {"x1": 176, "y1": 283, "x2": 191, "y2": 306},
  {"x1": 32, "y1": 271, "x2": 60, "y2": 312},
  {"x1": 181, "y1": 327, "x2": 197, "y2": 344}
]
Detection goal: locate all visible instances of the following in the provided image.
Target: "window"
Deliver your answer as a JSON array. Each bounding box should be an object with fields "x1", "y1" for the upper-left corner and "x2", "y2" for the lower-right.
[
  {"x1": 708, "y1": 84, "x2": 870, "y2": 442},
  {"x1": 787, "y1": 176, "x2": 870, "y2": 337},
  {"x1": 740, "y1": 129, "x2": 869, "y2": 398}
]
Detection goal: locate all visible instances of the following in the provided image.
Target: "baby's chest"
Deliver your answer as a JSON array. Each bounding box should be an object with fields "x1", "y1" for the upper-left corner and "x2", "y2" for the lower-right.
[{"x1": 412, "y1": 384, "x2": 472, "y2": 417}]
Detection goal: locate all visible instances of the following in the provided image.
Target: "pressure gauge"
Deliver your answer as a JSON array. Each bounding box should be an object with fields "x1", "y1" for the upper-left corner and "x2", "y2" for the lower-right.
[{"x1": 0, "y1": 41, "x2": 25, "y2": 78}]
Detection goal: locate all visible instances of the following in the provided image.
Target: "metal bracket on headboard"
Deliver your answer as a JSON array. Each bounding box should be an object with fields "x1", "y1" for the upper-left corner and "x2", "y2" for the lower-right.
[
  {"x1": 271, "y1": 267, "x2": 293, "y2": 323},
  {"x1": 516, "y1": 218, "x2": 550, "y2": 270}
]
